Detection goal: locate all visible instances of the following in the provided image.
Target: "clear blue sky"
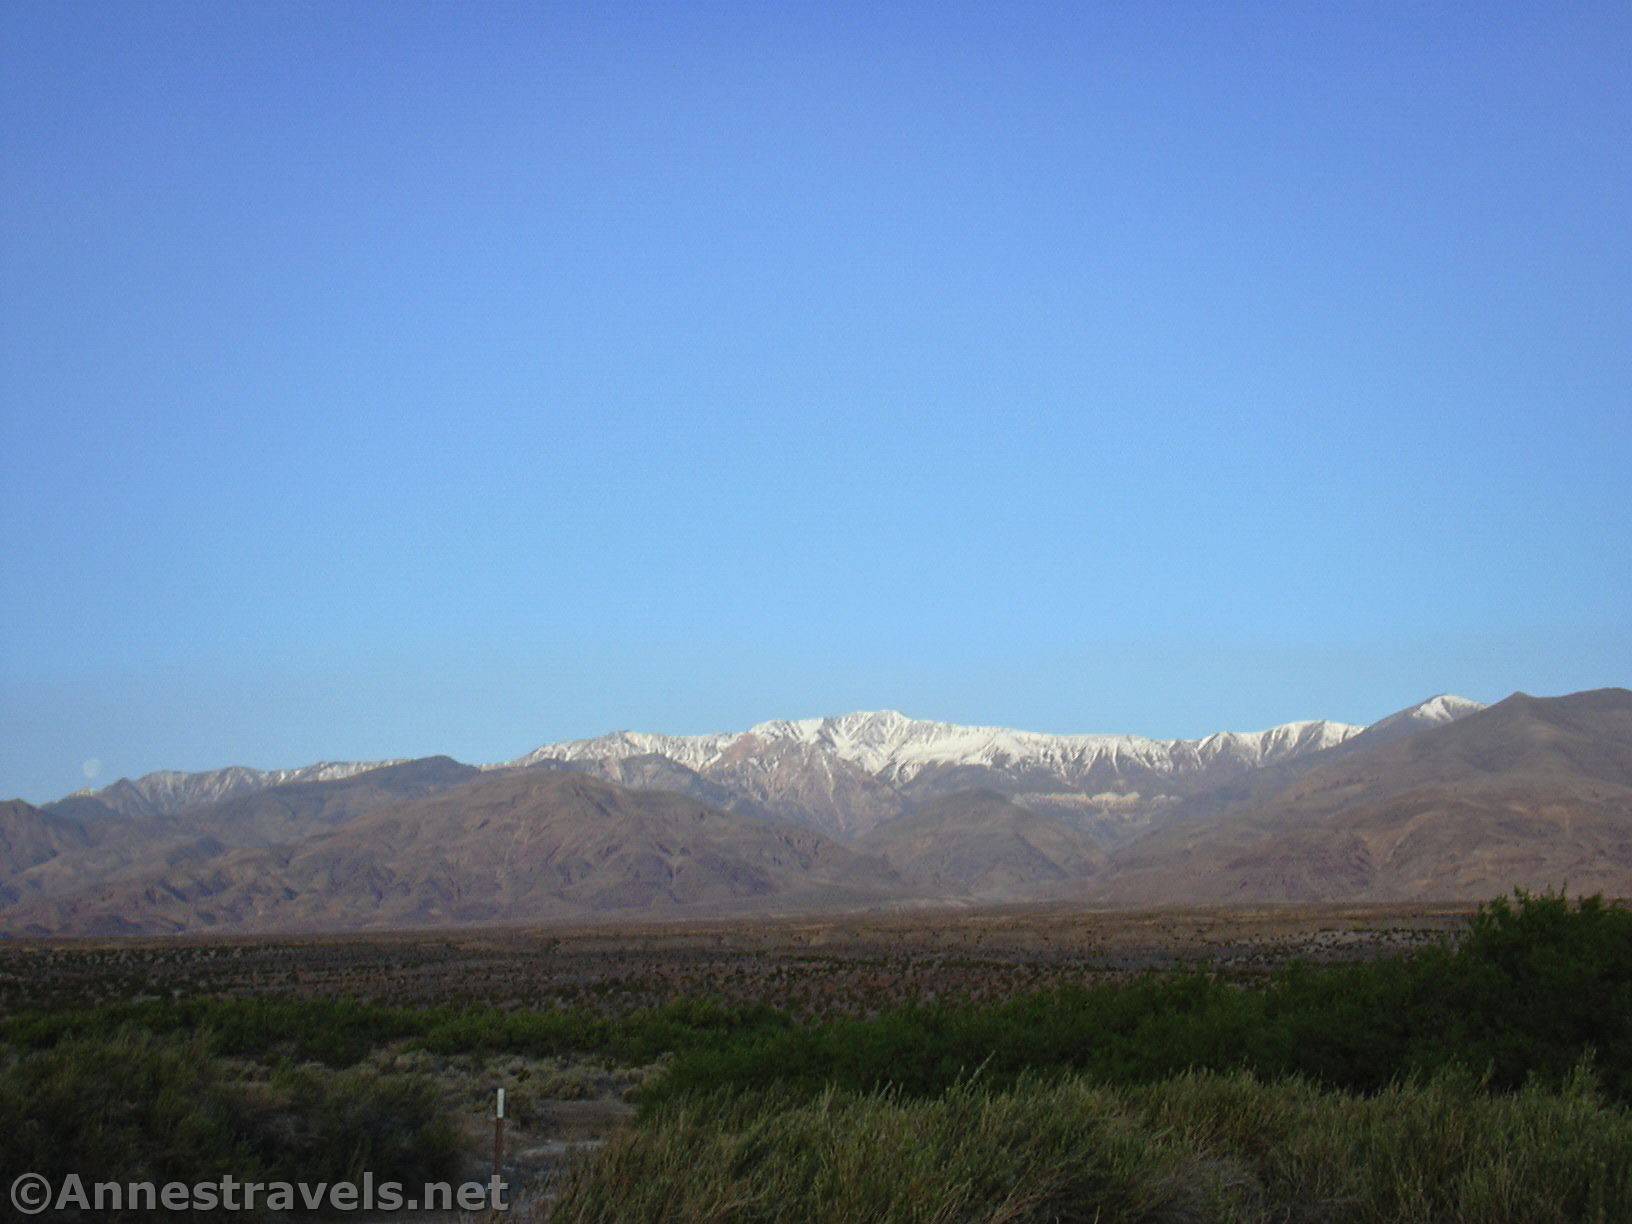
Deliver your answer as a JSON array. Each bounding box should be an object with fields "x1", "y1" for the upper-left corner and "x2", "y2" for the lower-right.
[{"x1": 3, "y1": 2, "x2": 1629, "y2": 802}]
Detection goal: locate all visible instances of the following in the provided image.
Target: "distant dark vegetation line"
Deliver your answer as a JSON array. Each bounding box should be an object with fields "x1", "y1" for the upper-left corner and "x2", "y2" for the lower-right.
[
  {"x1": 641, "y1": 891, "x2": 1632, "y2": 1108},
  {"x1": 0, "y1": 992, "x2": 791, "y2": 1071},
  {"x1": 4, "y1": 892, "x2": 1628, "y2": 1107}
]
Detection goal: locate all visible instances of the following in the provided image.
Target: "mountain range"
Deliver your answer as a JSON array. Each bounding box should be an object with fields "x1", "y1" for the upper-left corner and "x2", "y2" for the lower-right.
[{"x1": 2, "y1": 689, "x2": 1627, "y2": 935}]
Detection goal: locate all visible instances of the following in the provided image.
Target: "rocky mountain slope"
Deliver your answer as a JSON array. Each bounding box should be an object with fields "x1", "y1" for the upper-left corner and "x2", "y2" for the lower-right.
[
  {"x1": 60, "y1": 706, "x2": 1397, "y2": 847},
  {"x1": 7, "y1": 772, "x2": 903, "y2": 936},
  {"x1": 514, "y1": 708, "x2": 1375, "y2": 840},
  {"x1": 856, "y1": 790, "x2": 1105, "y2": 898},
  {"x1": 62, "y1": 759, "x2": 401, "y2": 820},
  {"x1": 0, "y1": 800, "x2": 91, "y2": 905},
  {"x1": 6, "y1": 757, "x2": 484, "y2": 916},
  {"x1": 1098, "y1": 689, "x2": 1632, "y2": 904},
  {"x1": 4, "y1": 689, "x2": 1626, "y2": 936}
]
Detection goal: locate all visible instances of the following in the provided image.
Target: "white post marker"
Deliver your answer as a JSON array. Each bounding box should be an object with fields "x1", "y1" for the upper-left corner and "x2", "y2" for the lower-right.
[{"x1": 493, "y1": 1087, "x2": 506, "y2": 1182}]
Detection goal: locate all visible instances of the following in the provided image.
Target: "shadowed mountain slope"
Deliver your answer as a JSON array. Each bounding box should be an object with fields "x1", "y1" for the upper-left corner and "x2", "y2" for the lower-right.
[
  {"x1": 57, "y1": 759, "x2": 402, "y2": 821},
  {"x1": 168, "y1": 756, "x2": 482, "y2": 849},
  {"x1": 6, "y1": 772, "x2": 906, "y2": 936},
  {"x1": 6, "y1": 690, "x2": 1625, "y2": 934},
  {"x1": 514, "y1": 709, "x2": 1370, "y2": 841},
  {"x1": 7, "y1": 757, "x2": 482, "y2": 914},
  {"x1": 1099, "y1": 689, "x2": 1632, "y2": 903},
  {"x1": 539, "y1": 753, "x2": 779, "y2": 824},
  {"x1": 0, "y1": 800, "x2": 92, "y2": 905},
  {"x1": 856, "y1": 790, "x2": 1104, "y2": 898}
]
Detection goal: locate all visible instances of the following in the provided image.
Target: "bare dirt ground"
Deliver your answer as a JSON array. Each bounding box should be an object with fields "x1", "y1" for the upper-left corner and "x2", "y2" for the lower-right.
[{"x1": 0, "y1": 900, "x2": 1476, "y2": 1016}]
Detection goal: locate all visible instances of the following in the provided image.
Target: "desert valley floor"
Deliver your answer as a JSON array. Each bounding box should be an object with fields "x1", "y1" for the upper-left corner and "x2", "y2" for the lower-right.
[
  {"x1": 0, "y1": 900, "x2": 1478, "y2": 1016},
  {"x1": 6, "y1": 896, "x2": 1629, "y2": 1221}
]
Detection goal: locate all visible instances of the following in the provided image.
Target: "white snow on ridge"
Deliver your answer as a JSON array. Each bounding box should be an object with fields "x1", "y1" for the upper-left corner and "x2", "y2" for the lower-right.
[
  {"x1": 134, "y1": 760, "x2": 402, "y2": 800},
  {"x1": 76, "y1": 759, "x2": 406, "y2": 815},
  {"x1": 1404, "y1": 694, "x2": 1484, "y2": 724},
  {"x1": 510, "y1": 709, "x2": 1371, "y2": 782},
  {"x1": 64, "y1": 696, "x2": 1484, "y2": 809},
  {"x1": 1363, "y1": 693, "x2": 1486, "y2": 736}
]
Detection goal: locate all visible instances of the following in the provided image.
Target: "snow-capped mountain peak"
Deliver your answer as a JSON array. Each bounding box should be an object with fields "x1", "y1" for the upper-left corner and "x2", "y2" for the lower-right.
[
  {"x1": 510, "y1": 709, "x2": 1367, "y2": 782},
  {"x1": 72, "y1": 759, "x2": 403, "y2": 819},
  {"x1": 1406, "y1": 694, "x2": 1483, "y2": 723},
  {"x1": 1366, "y1": 694, "x2": 1485, "y2": 735}
]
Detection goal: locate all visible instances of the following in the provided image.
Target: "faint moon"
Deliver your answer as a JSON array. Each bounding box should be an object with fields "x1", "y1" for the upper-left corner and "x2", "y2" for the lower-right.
[{"x1": 82, "y1": 758, "x2": 102, "y2": 781}]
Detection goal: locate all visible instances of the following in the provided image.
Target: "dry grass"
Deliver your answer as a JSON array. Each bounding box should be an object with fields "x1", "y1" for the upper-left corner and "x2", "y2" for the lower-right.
[{"x1": 545, "y1": 1068, "x2": 1632, "y2": 1223}]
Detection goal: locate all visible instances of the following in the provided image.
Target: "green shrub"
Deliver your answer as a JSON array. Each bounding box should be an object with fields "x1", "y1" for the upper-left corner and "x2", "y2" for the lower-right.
[
  {"x1": 0, "y1": 1029, "x2": 265, "y2": 1200},
  {"x1": 0, "y1": 1028, "x2": 462, "y2": 1219},
  {"x1": 644, "y1": 892, "x2": 1632, "y2": 1107},
  {"x1": 1436, "y1": 891, "x2": 1632, "y2": 1101},
  {"x1": 244, "y1": 1064, "x2": 461, "y2": 1186},
  {"x1": 6, "y1": 894, "x2": 1625, "y2": 1220},
  {"x1": 0, "y1": 994, "x2": 793, "y2": 1071}
]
